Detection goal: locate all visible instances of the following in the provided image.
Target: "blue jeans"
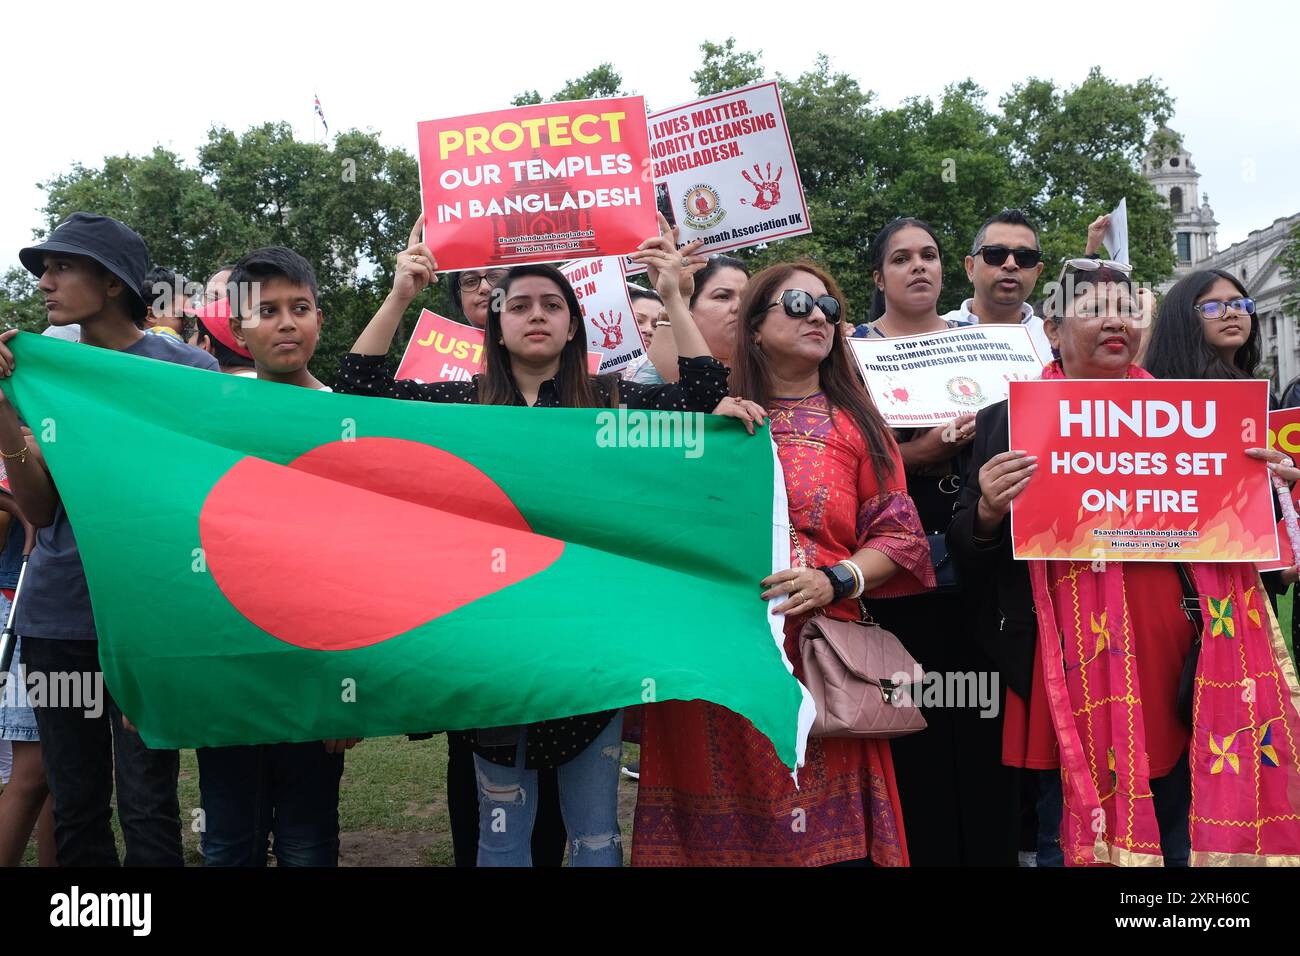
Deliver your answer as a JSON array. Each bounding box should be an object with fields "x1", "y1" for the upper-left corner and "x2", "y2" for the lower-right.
[
  {"x1": 197, "y1": 742, "x2": 344, "y2": 867},
  {"x1": 474, "y1": 711, "x2": 623, "y2": 867},
  {"x1": 1036, "y1": 753, "x2": 1190, "y2": 867}
]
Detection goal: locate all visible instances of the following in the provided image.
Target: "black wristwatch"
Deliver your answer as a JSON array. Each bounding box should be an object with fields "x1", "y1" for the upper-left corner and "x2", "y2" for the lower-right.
[{"x1": 818, "y1": 564, "x2": 856, "y2": 602}]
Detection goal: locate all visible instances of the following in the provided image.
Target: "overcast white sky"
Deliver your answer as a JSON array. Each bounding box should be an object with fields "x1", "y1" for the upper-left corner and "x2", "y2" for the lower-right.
[{"x1": 2, "y1": 0, "x2": 1296, "y2": 273}]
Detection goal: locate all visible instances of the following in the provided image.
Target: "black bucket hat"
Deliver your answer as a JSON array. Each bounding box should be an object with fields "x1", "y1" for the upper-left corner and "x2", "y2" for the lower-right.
[{"x1": 18, "y1": 213, "x2": 150, "y2": 321}]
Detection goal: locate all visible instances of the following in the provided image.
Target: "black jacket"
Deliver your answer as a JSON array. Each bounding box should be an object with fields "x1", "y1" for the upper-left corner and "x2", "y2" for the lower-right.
[{"x1": 945, "y1": 400, "x2": 1036, "y2": 700}]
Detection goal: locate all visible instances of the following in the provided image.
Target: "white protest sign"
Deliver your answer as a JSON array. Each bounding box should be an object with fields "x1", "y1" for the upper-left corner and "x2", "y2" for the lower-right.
[
  {"x1": 1102, "y1": 197, "x2": 1129, "y2": 264},
  {"x1": 850, "y1": 325, "x2": 1052, "y2": 427},
  {"x1": 560, "y1": 256, "x2": 644, "y2": 374},
  {"x1": 625, "y1": 81, "x2": 811, "y2": 275}
]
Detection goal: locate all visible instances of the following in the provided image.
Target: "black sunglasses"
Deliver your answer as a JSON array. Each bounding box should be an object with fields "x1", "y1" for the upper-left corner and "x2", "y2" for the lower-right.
[
  {"x1": 974, "y1": 245, "x2": 1043, "y2": 269},
  {"x1": 766, "y1": 289, "x2": 842, "y2": 323}
]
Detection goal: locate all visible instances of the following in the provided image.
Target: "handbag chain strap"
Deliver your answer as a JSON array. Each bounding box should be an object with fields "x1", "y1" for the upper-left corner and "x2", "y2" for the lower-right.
[{"x1": 787, "y1": 525, "x2": 875, "y2": 625}]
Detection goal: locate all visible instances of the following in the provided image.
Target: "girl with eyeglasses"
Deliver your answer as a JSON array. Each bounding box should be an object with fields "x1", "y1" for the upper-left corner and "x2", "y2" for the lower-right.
[
  {"x1": 1143, "y1": 269, "x2": 1263, "y2": 383},
  {"x1": 633, "y1": 260, "x2": 934, "y2": 867}
]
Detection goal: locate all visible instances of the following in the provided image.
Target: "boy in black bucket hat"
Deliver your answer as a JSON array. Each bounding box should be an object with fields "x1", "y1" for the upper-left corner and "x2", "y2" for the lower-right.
[{"x1": 0, "y1": 213, "x2": 216, "y2": 865}]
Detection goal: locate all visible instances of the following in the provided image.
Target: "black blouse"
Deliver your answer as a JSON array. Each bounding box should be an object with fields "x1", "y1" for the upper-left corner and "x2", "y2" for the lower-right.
[{"x1": 334, "y1": 350, "x2": 730, "y2": 769}]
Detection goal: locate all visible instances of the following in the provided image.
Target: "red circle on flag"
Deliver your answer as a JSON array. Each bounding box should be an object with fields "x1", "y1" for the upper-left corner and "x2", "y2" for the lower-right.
[{"x1": 199, "y1": 437, "x2": 564, "y2": 650}]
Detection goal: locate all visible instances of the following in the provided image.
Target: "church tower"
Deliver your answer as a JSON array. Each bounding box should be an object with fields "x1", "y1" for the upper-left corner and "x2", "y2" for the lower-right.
[{"x1": 1143, "y1": 128, "x2": 1218, "y2": 279}]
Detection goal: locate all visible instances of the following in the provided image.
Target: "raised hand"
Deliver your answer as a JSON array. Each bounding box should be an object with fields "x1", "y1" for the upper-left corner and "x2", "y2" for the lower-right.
[
  {"x1": 629, "y1": 212, "x2": 706, "y2": 301},
  {"x1": 392, "y1": 216, "x2": 438, "y2": 305},
  {"x1": 1085, "y1": 214, "x2": 1111, "y2": 257},
  {"x1": 740, "y1": 163, "x2": 783, "y2": 211},
  {"x1": 975, "y1": 450, "x2": 1038, "y2": 534}
]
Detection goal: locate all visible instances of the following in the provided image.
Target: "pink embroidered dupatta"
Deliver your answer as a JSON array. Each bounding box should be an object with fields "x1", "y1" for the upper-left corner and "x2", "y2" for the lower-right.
[{"x1": 1029, "y1": 363, "x2": 1300, "y2": 865}]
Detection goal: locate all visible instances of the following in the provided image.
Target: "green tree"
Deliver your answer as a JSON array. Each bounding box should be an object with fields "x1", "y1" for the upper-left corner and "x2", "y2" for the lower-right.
[
  {"x1": 0, "y1": 268, "x2": 45, "y2": 332},
  {"x1": 692, "y1": 38, "x2": 764, "y2": 96},
  {"x1": 38, "y1": 124, "x2": 443, "y2": 385},
  {"x1": 513, "y1": 64, "x2": 627, "y2": 106},
  {"x1": 1280, "y1": 223, "x2": 1300, "y2": 320}
]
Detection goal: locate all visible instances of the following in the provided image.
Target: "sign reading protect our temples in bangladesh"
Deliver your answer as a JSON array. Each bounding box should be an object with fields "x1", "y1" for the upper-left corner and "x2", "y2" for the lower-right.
[{"x1": 417, "y1": 97, "x2": 656, "y2": 271}]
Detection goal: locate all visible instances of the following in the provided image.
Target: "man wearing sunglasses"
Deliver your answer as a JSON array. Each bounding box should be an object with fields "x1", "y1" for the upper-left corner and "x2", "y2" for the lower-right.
[{"x1": 942, "y1": 209, "x2": 1052, "y2": 362}]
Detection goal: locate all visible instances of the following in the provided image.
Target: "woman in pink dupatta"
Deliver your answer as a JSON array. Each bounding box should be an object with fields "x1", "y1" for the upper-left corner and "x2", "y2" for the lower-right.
[
  {"x1": 633, "y1": 261, "x2": 934, "y2": 866},
  {"x1": 950, "y1": 260, "x2": 1300, "y2": 865}
]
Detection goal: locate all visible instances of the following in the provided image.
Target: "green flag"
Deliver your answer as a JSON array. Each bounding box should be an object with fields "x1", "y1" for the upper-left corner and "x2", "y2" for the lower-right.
[{"x1": 1, "y1": 333, "x2": 812, "y2": 768}]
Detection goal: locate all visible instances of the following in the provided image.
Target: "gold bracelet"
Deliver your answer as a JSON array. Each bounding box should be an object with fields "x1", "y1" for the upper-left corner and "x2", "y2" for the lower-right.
[{"x1": 0, "y1": 445, "x2": 27, "y2": 464}]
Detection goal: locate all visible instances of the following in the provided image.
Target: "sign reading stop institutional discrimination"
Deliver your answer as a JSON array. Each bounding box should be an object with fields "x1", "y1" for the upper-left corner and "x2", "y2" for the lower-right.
[
  {"x1": 850, "y1": 325, "x2": 1050, "y2": 427},
  {"x1": 396, "y1": 310, "x2": 600, "y2": 383},
  {"x1": 625, "y1": 81, "x2": 810, "y2": 275},
  {"x1": 1009, "y1": 379, "x2": 1277, "y2": 562},
  {"x1": 417, "y1": 97, "x2": 657, "y2": 272},
  {"x1": 559, "y1": 257, "x2": 642, "y2": 375}
]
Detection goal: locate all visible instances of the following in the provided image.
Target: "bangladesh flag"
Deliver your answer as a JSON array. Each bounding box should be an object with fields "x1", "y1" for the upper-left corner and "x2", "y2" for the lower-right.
[{"x1": 1, "y1": 333, "x2": 813, "y2": 769}]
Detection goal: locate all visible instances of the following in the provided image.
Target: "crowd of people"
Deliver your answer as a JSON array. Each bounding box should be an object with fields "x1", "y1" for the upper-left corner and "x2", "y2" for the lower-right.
[{"x1": 0, "y1": 200, "x2": 1297, "y2": 868}]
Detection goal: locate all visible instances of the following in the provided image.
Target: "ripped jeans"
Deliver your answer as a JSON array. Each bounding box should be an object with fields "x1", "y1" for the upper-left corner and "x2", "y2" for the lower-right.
[{"x1": 473, "y1": 711, "x2": 623, "y2": 867}]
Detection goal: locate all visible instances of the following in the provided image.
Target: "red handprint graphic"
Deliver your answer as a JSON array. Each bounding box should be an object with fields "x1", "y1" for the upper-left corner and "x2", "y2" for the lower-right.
[
  {"x1": 740, "y1": 163, "x2": 783, "y2": 211},
  {"x1": 593, "y1": 311, "x2": 624, "y2": 350}
]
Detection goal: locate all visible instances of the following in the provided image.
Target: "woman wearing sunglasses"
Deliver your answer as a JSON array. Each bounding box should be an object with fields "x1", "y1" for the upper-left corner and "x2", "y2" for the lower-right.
[
  {"x1": 850, "y1": 218, "x2": 1022, "y2": 866},
  {"x1": 634, "y1": 261, "x2": 935, "y2": 867}
]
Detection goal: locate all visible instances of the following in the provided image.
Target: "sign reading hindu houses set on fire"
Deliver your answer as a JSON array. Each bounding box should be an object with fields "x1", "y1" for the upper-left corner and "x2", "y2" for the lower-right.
[
  {"x1": 416, "y1": 97, "x2": 657, "y2": 271},
  {"x1": 1008, "y1": 379, "x2": 1278, "y2": 562},
  {"x1": 849, "y1": 324, "x2": 1050, "y2": 427}
]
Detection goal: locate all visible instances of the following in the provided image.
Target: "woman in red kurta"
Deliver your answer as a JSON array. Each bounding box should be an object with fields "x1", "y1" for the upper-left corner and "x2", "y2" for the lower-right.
[{"x1": 633, "y1": 261, "x2": 934, "y2": 866}]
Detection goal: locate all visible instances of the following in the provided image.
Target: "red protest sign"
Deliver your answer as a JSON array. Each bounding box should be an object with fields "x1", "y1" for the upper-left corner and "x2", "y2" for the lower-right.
[
  {"x1": 1009, "y1": 379, "x2": 1277, "y2": 562},
  {"x1": 1258, "y1": 407, "x2": 1300, "y2": 572},
  {"x1": 396, "y1": 309, "x2": 601, "y2": 383},
  {"x1": 560, "y1": 257, "x2": 643, "y2": 375},
  {"x1": 417, "y1": 97, "x2": 656, "y2": 272}
]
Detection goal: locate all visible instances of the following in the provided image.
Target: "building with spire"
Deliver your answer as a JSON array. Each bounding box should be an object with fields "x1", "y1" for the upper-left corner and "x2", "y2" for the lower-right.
[{"x1": 1143, "y1": 128, "x2": 1300, "y2": 389}]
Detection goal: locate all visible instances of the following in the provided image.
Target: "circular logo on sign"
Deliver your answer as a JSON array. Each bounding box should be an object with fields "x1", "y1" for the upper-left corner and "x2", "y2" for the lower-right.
[
  {"x1": 947, "y1": 376, "x2": 983, "y2": 405},
  {"x1": 682, "y1": 185, "x2": 726, "y2": 229}
]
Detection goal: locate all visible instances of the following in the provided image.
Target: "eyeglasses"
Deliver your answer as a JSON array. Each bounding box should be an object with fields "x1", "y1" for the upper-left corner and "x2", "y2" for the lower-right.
[
  {"x1": 974, "y1": 245, "x2": 1042, "y2": 269},
  {"x1": 1194, "y1": 297, "x2": 1255, "y2": 320},
  {"x1": 457, "y1": 269, "x2": 508, "y2": 292},
  {"x1": 766, "y1": 289, "x2": 842, "y2": 323}
]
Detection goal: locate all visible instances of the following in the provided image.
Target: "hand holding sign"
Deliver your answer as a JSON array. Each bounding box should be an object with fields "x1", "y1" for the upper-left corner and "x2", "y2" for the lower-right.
[
  {"x1": 630, "y1": 213, "x2": 706, "y2": 301},
  {"x1": 393, "y1": 216, "x2": 438, "y2": 306},
  {"x1": 975, "y1": 450, "x2": 1038, "y2": 535}
]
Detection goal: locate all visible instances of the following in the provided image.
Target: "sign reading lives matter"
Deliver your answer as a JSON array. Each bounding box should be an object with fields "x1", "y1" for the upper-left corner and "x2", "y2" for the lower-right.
[
  {"x1": 417, "y1": 97, "x2": 657, "y2": 271},
  {"x1": 625, "y1": 81, "x2": 810, "y2": 275},
  {"x1": 560, "y1": 257, "x2": 642, "y2": 375},
  {"x1": 850, "y1": 325, "x2": 1050, "y2": 427},
  {"x1": 1009, "y1": 379, "x2": 1277, "y2": 562},
  {"x1": 397, "y1": 310, "x2": 601, "y2": 383}
]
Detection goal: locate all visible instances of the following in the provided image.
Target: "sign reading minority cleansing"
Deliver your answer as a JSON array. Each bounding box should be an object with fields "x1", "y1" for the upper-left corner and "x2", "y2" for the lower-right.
[
  {"x1": 625, "y1": 81, "x2": 810, "y2": 274},
  {"x1": 417, "y1": 97, "x2": 656, "y2": 271},
  {"x1": 1009, "y1": 379, "x2": 1277, "y2": 562},
  {"x1": 850, "y1": 325, "x2": 1050, "y2": 426}
]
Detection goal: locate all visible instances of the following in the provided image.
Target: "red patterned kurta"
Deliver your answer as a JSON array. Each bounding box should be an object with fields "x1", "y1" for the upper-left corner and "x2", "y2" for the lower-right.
[{"x1": 633, "y1": 395, "x2": 935, "y2": 866}]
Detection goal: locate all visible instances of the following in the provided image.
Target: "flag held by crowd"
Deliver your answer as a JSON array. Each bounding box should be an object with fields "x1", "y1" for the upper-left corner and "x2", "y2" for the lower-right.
[{"x1": 0, "y1": 332, "x2": 813, "y2": 769}]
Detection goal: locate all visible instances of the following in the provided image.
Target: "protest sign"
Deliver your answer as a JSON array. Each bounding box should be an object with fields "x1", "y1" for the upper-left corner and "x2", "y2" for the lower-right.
[
  {"x1": 396, "y1": 310, "x2": 600, "y2": 383},
  {"x1": 560, "y1": 257, "x2": 643, "y2": 374},
  {"x1": 849, "y1": 325, "x2": 1050, "y2": 427},
  {"x1": 1009, "y1": 379, "x2": 1277, "y2": 562},
  {"x1": 1258, "y1": 408, "x2": 1300, "y2": 572},
  {"x1": 625, "y1": 81, "x2": 810, "y2": 274},
  {"x1": 1102, "y1": 197, "x2": 1130, "y2": 264},
  {"x1": 417, "y1": 97, "x2": 656, "y2": 271}
]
